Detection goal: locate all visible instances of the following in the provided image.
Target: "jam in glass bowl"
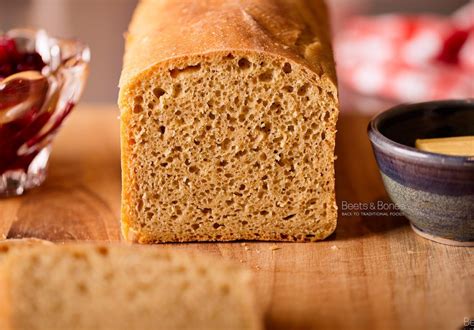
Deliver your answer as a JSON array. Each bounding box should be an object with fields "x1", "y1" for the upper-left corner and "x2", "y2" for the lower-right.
[{"x1": 0, "y1": 29, "x2": 90, "y2": 197}]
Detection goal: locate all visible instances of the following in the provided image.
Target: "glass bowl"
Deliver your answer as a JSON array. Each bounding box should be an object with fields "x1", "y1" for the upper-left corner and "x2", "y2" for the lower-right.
[{"x1": 0, "y1": 29, "x2": 90, "y2": 197}]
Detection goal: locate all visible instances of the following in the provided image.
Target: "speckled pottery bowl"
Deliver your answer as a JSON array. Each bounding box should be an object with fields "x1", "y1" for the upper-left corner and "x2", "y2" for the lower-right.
[{"x1": 368, "y1": 100, "x2": 474, "y2": 246}]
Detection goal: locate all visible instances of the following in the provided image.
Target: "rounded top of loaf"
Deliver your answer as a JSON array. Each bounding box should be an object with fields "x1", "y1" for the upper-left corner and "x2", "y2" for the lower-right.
[{"x1": 119, "y1": 0, "x2": 337, "y2": 91}]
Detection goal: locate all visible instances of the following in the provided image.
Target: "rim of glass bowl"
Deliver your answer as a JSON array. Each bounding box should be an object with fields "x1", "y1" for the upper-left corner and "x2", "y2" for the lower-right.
[{"x1": 2, "y1": 28, "x2": 90, "y2": 79}]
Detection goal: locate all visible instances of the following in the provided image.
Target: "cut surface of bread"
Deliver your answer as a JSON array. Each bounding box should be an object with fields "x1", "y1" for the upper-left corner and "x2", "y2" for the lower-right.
[
  {"x1": 0, "y1": 243, "x2": 261, "y2": 330},
  {"x1": 0, "y1": 238, "x2": 53, "y2": 262},
  {"x1": 119, "y1": 0, "x2": 339, "y2": 243}
]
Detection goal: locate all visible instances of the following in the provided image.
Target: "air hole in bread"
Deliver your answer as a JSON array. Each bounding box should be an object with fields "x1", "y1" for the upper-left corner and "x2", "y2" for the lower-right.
[
  {"x1": 189, "y1": 166, "x2": 200, "y2": 174},
  {"x1": 283, "y1": 85, "x2": 294, "y2": 93},
  {"x1": 323, "y1": 111, "x2": 330, "y2": 122},
  {"x1": 258, "y1": 121, "x2": 271, "y2": 134},
  {"x1": 77, "y1": 282, "x2": 88, "y2": 294},
  {"x1": 169, "y1": 64, "x2": 202, "y2": 78},
  {"x1": 104, "y1": 271, "x2": 114, "y2": 281},
  {"x1": 72, "y1": 252, "x2": 87, "y2": 261},
  {"x1": 175, "y1": 265, "x2": 186, "y2": 273},
  {"x1": 238, "y1": 58, "x2": 251, "y2": 70},
  {"x1": 137, "y1": 199, "x2": 144, "y2": 211},
  {"x1": 327, "y1": 91, "x2": 335, "y2": 101},
  {"x1": 172, "y1": 84, "x2": 182, "y2": 97},
  {"x1": 283, "y1": 62, "x2": 292, "y2": 74},
  {"x1": 133, "y1": 104, "x2": 143, "y2": 113},
  {"x1": 221, "y1": 284, "x2": 230, "y2": 295},
  {"x1": 96, "y1": 246, "x2": 109, "y2": 256},
  {"x1": 258, "y1": 70, "x2": 273, "y2": 82},
  {"x1": 225, "y1": 53, "x2": 235, "y2": 60},
  {"x1": 153, "y1": 87, "x2": 166, "y2": 99},
  {"x1": 298, "y1": 84, "x2": 309, "y2": 96},
  {"x1": 282, "y1": 214, "x2": 296, "y2": 220},
  {"x1": 221, "y1": 138, "x2": 231, "y2": 150},
  {"x1": 235, "y1": 150, "x2": 246, "y2": 158},
  {"x1": 159, "y1": 126, "x2": 166, "y2": 135}
]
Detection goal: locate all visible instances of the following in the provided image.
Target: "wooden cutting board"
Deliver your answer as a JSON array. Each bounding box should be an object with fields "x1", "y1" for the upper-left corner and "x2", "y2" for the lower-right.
[{"x1": 0, "y1": 105, "x2": 472, "y2": 330}]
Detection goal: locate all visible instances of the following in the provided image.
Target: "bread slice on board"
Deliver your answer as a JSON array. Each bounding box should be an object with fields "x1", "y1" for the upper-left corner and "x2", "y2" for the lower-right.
[
  {"x1": 0, "y1": 243, "x2": 262, "y2": 330},
  {"x1": 119, "y1": 0, "x2": 339, "y2": 243},
  {"x1": 0, "y1": 238, "x2": 53, "y2": 262}
]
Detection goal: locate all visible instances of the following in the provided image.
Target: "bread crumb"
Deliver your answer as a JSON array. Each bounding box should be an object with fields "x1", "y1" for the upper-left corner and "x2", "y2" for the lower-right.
[
  {"x1": 407, "y1": 250, "x2": 415, "y2": 254},
  {"x1": 244, "y1": 246, "x2": 250, "y2": 251},
  {"x1": 240, "y1": 243, "x2": 247, "y2": 247},
  {"x1": 255, "y1": 266, "x2": 261, "y2": 270},
  {"x1": 255, "y1": 249, "x2": 261, "y2": 254},
  {"x1": 269, "y1": 245, "x2": 281, "y2": 251},
  {"x1": 330, "y1": 245, "x2": 338, "y2": 251}
]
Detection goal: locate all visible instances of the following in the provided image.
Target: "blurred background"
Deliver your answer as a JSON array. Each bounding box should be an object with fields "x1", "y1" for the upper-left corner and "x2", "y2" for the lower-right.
[{"x1": 0, "y1": 0, "x2": 472, "y2": 111}]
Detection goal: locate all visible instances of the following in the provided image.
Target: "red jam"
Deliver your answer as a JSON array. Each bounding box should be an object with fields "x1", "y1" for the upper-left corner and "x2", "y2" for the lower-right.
[
  {"x1": 0, "y1": 36, "x2": 51, "y2": 174},
  {"x1": 0, "y1": 36, "x2": 45, "y2": 79}
]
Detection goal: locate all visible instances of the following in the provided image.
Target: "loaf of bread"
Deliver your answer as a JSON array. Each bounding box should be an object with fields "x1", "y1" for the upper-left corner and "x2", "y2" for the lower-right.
[
  {"x1": 0, "y1": 242, "x2": 261, "y2": 330},
  {"x1": 119, "y1": 0, "x2": 339, "y2": 243}
]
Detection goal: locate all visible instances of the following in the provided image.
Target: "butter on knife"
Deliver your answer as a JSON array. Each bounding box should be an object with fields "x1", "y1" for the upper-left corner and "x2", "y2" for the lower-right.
[{"x1": 415, "y1": 136, "x2": 474, "y2": 157}]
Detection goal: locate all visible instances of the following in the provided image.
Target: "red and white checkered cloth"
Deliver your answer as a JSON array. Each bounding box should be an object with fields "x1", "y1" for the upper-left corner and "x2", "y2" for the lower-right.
[{"x1": 335, "y1": 3, "x2": 474, "y2": 103}]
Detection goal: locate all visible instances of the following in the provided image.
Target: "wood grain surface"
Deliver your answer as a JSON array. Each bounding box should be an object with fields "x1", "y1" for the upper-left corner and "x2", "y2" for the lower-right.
[{"x1": 0, "y1": 105, "x2": 472, "y2": 330}]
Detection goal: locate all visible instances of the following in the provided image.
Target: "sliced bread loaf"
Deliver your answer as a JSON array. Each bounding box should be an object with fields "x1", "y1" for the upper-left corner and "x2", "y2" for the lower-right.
[
  {"x1": 0, "y1": 243, "x2": 261, "y2": 330},
  {"x1": 119, "y1": 0, "x2": 339, "y2": 242}
]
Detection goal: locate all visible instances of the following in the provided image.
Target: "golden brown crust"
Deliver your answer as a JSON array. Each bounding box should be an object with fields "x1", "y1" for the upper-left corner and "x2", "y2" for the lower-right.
[{"x1": 119, "y1": 0, "x2": 336, "y2": 91}]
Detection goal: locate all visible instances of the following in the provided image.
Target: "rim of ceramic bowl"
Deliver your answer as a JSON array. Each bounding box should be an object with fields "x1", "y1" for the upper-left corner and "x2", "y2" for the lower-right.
[{"x1": 367, "y1": 99, "x2": 474, "y2": 167}]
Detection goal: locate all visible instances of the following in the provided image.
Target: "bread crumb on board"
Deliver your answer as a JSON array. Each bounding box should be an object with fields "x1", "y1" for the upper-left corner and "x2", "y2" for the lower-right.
[
  {"x1": 240, "y1": 242, "x2": 251, "y2": 251},
  {"x1": 331, "y1": 245, "x2": 339, "y2": 251},
  {"x1": 270, "y1": 245, "x2": 281, "y2": 251}
]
